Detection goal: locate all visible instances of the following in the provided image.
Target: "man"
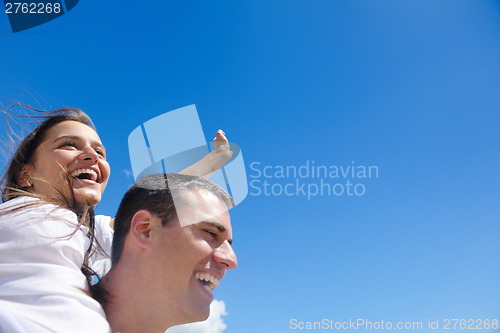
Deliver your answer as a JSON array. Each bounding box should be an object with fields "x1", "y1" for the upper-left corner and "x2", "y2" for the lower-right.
[{"x1": 96, "y1": 173, "x2": 238, "y2": 333}]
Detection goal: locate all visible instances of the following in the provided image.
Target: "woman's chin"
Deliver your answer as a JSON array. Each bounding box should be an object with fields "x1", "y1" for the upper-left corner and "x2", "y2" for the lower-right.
[{"x1": 73, "y1": 188, "x2": 102, "y2": 207}]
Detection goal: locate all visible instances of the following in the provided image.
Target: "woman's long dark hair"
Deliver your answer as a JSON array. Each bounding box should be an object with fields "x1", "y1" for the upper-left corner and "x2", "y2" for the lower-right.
[
  {"x1": 0, "y1": 104, "x2": 104, "y2": 286},
  {"x1": 1, "y1": 104, "x2": 95, "y2": 202}
]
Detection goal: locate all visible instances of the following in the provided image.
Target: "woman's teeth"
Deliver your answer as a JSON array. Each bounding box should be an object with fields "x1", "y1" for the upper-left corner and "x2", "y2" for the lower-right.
[{"x1": 71, "y1": 168, "x2": 98, "y2": 181}]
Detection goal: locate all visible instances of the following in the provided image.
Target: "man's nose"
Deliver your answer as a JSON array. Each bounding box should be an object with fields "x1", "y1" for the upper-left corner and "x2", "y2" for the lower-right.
[{"x1": 214, "y1": 241, "x2": 238, "y2": 270}]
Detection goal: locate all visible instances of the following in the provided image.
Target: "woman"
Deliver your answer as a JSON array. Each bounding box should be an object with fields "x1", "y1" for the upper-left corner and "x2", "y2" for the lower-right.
[{"x1": 0, "y1": 106, "x2": 231, "y2": 332}]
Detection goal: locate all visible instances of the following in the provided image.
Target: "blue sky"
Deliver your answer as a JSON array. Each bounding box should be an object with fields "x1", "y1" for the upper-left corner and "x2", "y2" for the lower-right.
[{"x1": 1, "y1": 1, "x2": 500, "y2": 332}]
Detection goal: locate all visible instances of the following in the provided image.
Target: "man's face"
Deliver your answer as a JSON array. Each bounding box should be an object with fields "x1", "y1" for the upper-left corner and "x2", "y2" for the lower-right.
[{"x1": 151, "y1": 189, "x2": 237, "y2": 325}]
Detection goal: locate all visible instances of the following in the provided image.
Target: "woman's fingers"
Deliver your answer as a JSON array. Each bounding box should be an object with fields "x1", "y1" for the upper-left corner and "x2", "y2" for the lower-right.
[{"x1": 213, "y1": 129, "x2": 233, "y2": 158}]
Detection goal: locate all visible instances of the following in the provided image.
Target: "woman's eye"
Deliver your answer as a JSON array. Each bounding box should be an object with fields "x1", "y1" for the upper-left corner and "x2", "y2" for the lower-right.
[
  {"x1": 59, "y1": 141, "x2": 77, "y2": 148},
  {"x1": 95, "y1": 149, "x2": 106, "y2": 157}
]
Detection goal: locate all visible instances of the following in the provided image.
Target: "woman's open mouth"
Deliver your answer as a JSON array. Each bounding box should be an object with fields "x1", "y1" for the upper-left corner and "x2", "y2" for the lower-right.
[{"x1": 71, "y1": 168, "x2": 99, "y2": 183}]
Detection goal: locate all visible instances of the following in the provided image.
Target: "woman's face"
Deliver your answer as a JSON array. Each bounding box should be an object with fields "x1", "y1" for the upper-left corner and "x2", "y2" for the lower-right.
[{"x1": 22, "y1": 121, "x2": 111, "y2": 206}]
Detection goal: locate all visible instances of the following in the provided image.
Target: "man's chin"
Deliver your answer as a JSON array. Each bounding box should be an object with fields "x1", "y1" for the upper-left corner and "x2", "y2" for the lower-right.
[
  {"x1": 176, "y1": 311, "x2": 210, "y2": 328},
  {"x1": 191, "y1": 303, "x2": 211, "y2": 323}
]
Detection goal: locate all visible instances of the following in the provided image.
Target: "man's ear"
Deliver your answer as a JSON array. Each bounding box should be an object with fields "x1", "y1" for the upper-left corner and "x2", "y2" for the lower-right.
[
  {"x1": 17, "y1": 165, "x2": 33, "y2": 187},
  {"x1": 129, "y1": 210, "x2": 160, "y2": 249}
]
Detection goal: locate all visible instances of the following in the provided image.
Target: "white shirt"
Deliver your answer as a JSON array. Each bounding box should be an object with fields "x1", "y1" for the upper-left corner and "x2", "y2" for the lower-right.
[
  {"x1": 0, "y1": 196, "x2": 112, "y2": 333},
  {"x1": 86, "y1": 214, "x2": 113, "y2": 278}
]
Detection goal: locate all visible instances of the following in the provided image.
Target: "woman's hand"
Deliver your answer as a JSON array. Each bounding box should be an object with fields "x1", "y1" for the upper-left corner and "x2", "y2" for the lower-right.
[
  {"x1": 179, "y1": 129, "x2": 233, "y2": 179},
  {"x1": 211, "y1": 129, "x2": 233, "y2": 167}
]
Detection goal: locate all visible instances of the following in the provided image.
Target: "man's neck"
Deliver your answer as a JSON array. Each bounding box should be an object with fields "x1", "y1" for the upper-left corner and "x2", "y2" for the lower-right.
[{"x1": 100, "y1": 267, "x2": 170, "y2": 333}]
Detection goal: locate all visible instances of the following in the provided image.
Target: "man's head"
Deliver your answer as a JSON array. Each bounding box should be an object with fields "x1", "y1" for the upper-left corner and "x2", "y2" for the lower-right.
[{"x1": 109, "y1": 173, "x2": 237, "y2": 329}]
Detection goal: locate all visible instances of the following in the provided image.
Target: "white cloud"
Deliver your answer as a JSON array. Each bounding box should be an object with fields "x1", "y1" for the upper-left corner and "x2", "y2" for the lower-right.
[
  {"x1": 165, "y1": 299, "x2": 228, "y2": 333},
  {"x1": 123, "y1": 169, "x2": 133, "y2": 178}
]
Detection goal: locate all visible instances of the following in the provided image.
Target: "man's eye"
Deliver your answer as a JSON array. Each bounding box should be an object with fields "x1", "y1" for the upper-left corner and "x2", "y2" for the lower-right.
[{"x1": 204, "y1": 230, "x2": 218, "y2": 239}]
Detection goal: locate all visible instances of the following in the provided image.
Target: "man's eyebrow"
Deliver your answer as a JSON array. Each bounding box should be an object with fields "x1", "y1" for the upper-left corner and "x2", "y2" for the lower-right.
[
  {"x1": 199, "y1": 221, "x2": 233, "y2": 245},
  {"x1": 53, "y1": 135, "x2": 106, "y2": 150}
]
